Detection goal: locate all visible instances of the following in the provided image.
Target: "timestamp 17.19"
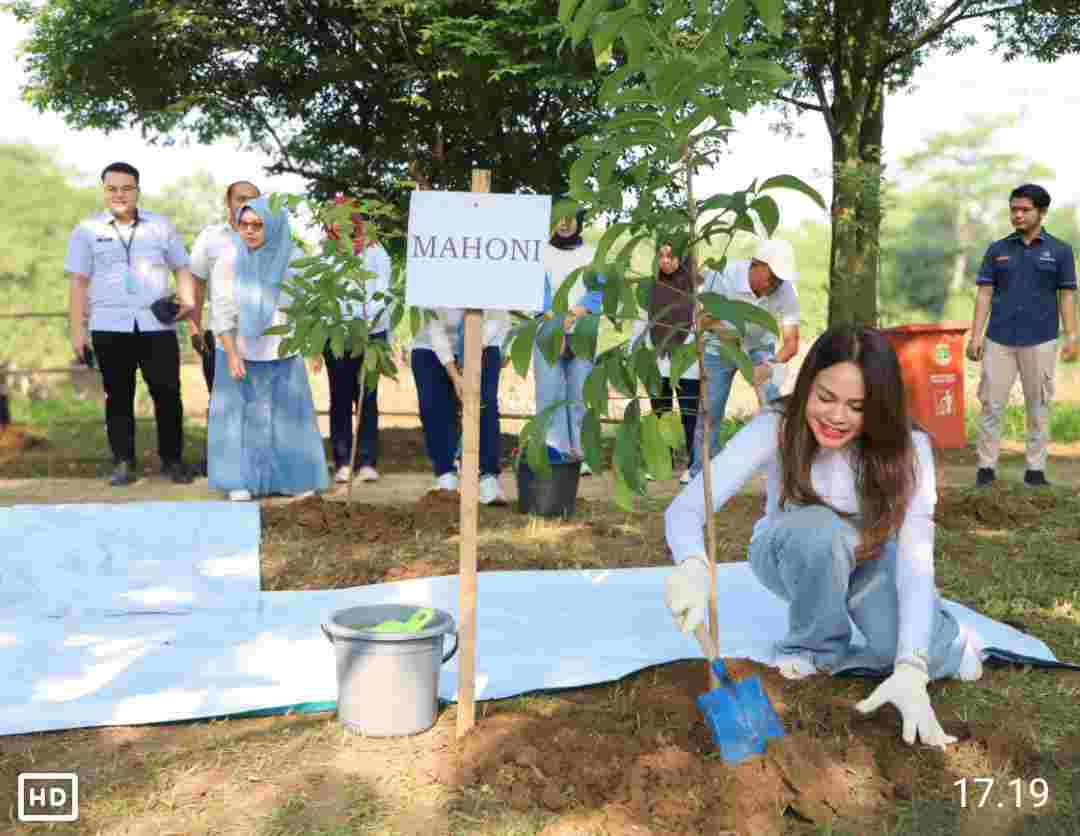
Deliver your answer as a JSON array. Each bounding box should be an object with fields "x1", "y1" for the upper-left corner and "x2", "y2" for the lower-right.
[{"x1": 955, "y1": 777, "x2": 1049, "y2": 808}]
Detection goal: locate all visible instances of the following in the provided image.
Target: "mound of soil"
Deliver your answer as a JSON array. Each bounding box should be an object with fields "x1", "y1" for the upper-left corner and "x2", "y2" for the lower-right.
[
  {"x1": 434, "y1": 660, "x2": 894, "y2": 835},
  {"x1": 0, "y1": 424, "x2": 48, "y2": 453},
  {"x1": 936, "y1": 487, "x2": 1062, "y2": 530}
]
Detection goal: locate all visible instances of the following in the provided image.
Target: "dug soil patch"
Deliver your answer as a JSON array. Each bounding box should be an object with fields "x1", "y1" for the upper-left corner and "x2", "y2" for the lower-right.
[
  {"x1": 433, "y1": 660, "x2": 1062, "y2": 835},
  {"x1": 259, "y1": 493, "x2": 762, "y2": 592}
]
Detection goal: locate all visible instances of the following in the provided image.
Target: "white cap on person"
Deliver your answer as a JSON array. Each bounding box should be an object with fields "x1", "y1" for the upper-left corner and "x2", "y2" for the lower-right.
[{"x1": 753, "y1": 238, "x2": 798, "y2": 283}]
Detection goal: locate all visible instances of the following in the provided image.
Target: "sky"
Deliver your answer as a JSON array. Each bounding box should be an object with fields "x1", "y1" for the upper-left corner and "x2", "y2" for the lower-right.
[{"x1": 4, "y1": 17, "x2": 1080, "y2": 232}]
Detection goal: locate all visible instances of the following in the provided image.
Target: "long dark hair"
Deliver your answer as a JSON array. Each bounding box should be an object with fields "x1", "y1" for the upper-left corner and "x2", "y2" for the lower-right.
[{"x1": 777, "y1": 324, "x2": 921, "y2": 560}]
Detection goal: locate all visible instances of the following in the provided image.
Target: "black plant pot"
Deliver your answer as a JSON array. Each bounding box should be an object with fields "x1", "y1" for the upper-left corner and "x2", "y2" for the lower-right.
[{"x1": 515, "y1": 458, "x2": 582, "y2": 519}]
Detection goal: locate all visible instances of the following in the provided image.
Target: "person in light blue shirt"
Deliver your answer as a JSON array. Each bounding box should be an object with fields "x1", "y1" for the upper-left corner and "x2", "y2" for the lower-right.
[{"x1": 65, "y1": 161, "x2": 197, "y2": 487}]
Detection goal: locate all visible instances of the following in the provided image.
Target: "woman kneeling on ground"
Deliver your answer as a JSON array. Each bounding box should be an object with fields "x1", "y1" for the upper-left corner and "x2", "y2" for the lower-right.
[
  {"x1": 664, "y1": 324, "x2": 983, "y2": 749},
  {"x1": 208, "y1": 197, "x2": 329, "y2": 501}
]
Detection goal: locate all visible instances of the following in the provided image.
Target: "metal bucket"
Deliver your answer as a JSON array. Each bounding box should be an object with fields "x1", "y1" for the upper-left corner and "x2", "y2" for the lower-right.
[{"x1": 321, "y1": 604, "x2": 458, "y2": 736}]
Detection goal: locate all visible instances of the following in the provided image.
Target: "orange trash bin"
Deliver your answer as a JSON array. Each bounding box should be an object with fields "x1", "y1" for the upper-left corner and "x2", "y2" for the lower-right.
[{"x1": 880, "y1": 322, "x2": 970, "y2": 449}]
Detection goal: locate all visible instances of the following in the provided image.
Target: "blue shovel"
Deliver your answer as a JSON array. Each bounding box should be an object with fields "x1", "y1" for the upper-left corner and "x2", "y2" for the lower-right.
[{"x1": 693, "y1": 625, "x2": 786, "y2": 764}]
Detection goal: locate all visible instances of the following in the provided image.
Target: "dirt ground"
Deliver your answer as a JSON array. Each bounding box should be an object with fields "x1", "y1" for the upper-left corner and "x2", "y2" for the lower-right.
[{"x1": 2, "y1": 429, "x2": 1080, "y2": 834}]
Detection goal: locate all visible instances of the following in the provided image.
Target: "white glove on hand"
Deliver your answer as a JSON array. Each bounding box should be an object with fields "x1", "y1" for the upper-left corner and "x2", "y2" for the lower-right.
[
  {"x1": 665, "y1": 556, "x2": 709, "y2": 634},
  {"x1": 855, "y1": 662, "x2": 957, "y2": 749}
]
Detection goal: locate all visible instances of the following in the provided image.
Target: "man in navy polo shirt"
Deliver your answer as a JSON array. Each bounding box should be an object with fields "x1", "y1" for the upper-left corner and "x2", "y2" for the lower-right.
[
  {"x1": 66, "y1": 162, "x2": 197, "y2": 487},
  {"x1": 967, "y1": 183, "x2": 1078, "y2": 488}
]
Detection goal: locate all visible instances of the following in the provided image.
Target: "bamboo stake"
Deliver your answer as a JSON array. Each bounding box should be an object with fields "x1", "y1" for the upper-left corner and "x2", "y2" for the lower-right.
[
  {"x1": 456, "y1": 167, "x2": 490, "y2": 738},
  {"x1": 685, "y1": 145, "x2": 720, "y2": 691}
]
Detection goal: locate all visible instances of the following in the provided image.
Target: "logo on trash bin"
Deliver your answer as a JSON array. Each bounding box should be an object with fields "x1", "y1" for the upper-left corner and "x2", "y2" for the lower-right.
[
  {"x1": 934, "y1": 342, "x2": 951, "y2": 367},
  {"x1": 18, "y1": 773, "x2": 78, "y2": 822},
  {"x1": 936, "y1": 390, "x2": 954, "y2": 417}
]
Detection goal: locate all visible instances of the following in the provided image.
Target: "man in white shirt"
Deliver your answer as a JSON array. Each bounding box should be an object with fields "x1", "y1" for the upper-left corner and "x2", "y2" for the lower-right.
[
  {"x1": 66, "y1": 162, "x2": 196, "y2": 486},
  {"x1": 689, "y1": 238, "x2": 800, "y2": 477},
  {"x1": 188, "y1": 180, "x2": 260, "y2": 475}
]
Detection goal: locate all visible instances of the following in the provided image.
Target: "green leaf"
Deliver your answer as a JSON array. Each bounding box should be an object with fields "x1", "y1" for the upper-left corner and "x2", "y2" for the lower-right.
[
  {"x1": 511, "y1": 318, "x2": 540, "y2": 377},
  {"x1": 668, "y1": 342, "x2": 698, "y2": 385},
  {"x1": 613, "y1": 400, "x2": 645, "y2": 497},
  {"x1": 758, "y1": 174, "x2": 827, "y2": 211},
  {"x1": 558, "y1": 0, "x2": 585, "y2": 25},
  {"x1": 605, "y1": 352, "x2": 637, "y2": 398},
  {"x1": 540, "y1": 318, "x2": 564, "y2": 366},
  {"x1": 633, "y1": 344, "x2": 662, "y2": 397},
  {"x1": 581, "y1": 411, "x2": 604, "y2": 474},
  {"x1": 330, "y1": 329, "x2": 347, "y2": 361},
  {"x1": 569, "y1": 150, "x2": 599, "y2": 194},
  {"x1": 569, "y1": 0, "x2": 606, "y2": 46},
  {"x1": 598, "y1": 64, "x2": 634, "y2": 104},
  {"x1": 699, "y1": 292, "x2": 780, "y2": 338},
  {"x1": 718, "y1": 0, "x2": 747, "y2": 41},
  {"x1": 569, "y1": 314, "x2": 599, "y2": 362},
  {"x1": 613, "y1": 467, "x2": 635, "y2": 512},
  {"x1": 749, "y1": 0, "x2": 783, "y2": 36},
  {"x1": 309, "y1": 323, "x2": 328, "y2": 356},
  {"x1": 583, "y1": 362, "x2": 610, "y2": 417},
  {"x1": 641, "y1": 413, "x2": 673, "y2": 481},
  {"x1": 658, "y1": 409, "x2": 686, "y2": 452},
  {"x1": 621, "y1": 19, "x2": 652, "y2": 68},
  {"x1": 751, "y1": 195, "x2": 780, "y2": 236},
  {"x1": 595, "y1": 222, "x2": 632, "y2": 266}
]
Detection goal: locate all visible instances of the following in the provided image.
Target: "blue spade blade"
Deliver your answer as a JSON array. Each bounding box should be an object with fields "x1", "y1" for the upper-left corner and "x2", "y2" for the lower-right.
[{"x1": 696, "y1": 659, "x2": 785, "y2": 764}]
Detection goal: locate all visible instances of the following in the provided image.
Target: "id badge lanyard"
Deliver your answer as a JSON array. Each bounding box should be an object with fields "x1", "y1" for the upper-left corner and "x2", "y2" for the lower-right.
[{"x1": 111, "y1": 216, "x2": 140, "y2": 294}]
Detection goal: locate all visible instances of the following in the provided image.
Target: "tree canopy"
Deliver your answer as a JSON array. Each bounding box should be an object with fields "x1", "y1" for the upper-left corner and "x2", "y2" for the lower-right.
[{"x1": 10, "y1": 0, "x2": 605, "y2": 204}]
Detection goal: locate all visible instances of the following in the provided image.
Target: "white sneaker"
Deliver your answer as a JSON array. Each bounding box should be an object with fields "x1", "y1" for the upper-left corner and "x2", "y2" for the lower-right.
[
  {"x1": 355, "y1": 466, "x2": 379, "y2": 483},
  {"x1": 334, "y1": 465, "x2": 351, "y2": 483},
  {"x1": 580, "y1": 461, "x2": 593, "y2": 476},
  {"x1": 679, "y1": 470, "x2": 691, "y2": 485},
  {"x1": 478, "y1": 475, "x2": 507, "y2": 505},
  {"x1": 436, "y1": 472, "x2": 460, "y2": 492},
  {"x1": 228, "y1": 489, "x2": 252, "y2": 502},
  {"x1": 955, "y1": 626, "x2": 985, "y2": 682}
]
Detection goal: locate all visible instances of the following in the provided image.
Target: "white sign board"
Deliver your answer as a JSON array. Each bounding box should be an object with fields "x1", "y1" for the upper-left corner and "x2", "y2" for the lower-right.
[{"x1": 405, "y1": 191, "x2": 551, "y2": 310}]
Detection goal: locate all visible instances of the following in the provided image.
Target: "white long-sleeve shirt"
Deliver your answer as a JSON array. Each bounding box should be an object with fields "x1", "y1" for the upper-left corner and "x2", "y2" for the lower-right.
[
  {"x1": 411, "y1": 308, "x2": 511, "y2": 366},
  {"x1": 336, "y1": 244, "x2": 394, "y2": 335},
  {"x1": 664, "y1": 410, "x2": 937, "y2": 662}
]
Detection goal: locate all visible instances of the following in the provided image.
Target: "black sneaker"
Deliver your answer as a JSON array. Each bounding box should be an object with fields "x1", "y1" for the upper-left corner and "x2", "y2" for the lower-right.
[
  {"x1": 1024, "y1": 469, "x2": 1050, "y2": 487},
  {"x1": 975, "y1": 467, "x2": 996, "y2": 487},
  {"x1": 109, "y1": 460, "x2": 136, "y2": 487},
  {"x1": 162, "y1": 460, "x2": 194, "y2": 484}
]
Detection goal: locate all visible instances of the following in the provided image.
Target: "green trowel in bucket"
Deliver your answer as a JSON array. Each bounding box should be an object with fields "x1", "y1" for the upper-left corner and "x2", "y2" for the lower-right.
[
  {"x1": 693, "y1": 624, "x2": 786, "y2": 764},
  {"x1": 371, "y1": 607, "x2": 435, "y2": 633}
]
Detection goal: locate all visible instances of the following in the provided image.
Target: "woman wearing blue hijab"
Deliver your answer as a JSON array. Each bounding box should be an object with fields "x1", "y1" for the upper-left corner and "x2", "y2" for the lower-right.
[{"x1": 207, "y1": 197, "x2": 329, "y2": 500}]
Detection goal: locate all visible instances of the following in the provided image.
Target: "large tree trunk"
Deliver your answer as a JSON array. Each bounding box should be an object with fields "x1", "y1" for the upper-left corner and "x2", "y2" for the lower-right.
[
  {"x1": 827, "y1": 94, "x2": 884, "y2": 327},
  {"x1": 822, "y1": 0, "x2": 890, "y2": 328}
]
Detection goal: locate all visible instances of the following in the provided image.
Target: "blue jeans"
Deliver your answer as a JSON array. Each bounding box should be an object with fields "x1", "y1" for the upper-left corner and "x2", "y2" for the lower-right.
[
  {"x1": 533, "y1": 337, "x2": 592, "y2": 455},
  {"x1": 689, "y1": 345, "x2": 781, "y2": 477},
  {"x1": 323, "y1": 332, "x2": 385, "y2": 469},
  {"x1": 747, "y1": 505, "x2": 963, "y2": 678},
  {"x1": 411, "y1": 347, "x2": 502, "y2": 478}
]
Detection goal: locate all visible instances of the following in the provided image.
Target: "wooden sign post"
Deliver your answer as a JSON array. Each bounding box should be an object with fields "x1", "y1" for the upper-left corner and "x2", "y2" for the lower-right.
[
  {"x1": 455, "y1": 168, "x2": 490, "y2": 739},
  {"x1": 403, "y1": 174, "x2": 549, "y2": 739}
]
